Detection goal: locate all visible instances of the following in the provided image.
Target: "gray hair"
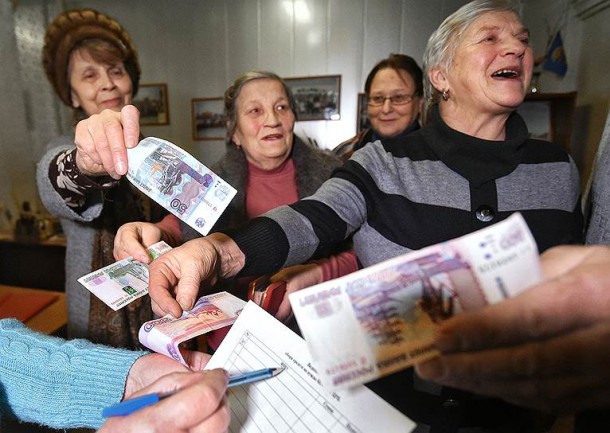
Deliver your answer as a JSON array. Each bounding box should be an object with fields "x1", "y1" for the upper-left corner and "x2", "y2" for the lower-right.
[
  {"x1": 224, "y1": 70, "x2": 298, "y2": 145},
  {"x1": 422, "y1": 0, "x2": 523, "y2": 106}
]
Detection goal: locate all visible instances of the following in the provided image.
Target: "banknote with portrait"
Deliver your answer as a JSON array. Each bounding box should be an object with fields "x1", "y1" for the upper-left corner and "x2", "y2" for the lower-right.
[
  {"x1": 139, "y1": 291, "x2": 246, "y2": 365},
  {"x1": 289, "y1": 213, "x2": 542, "y2": 390}
]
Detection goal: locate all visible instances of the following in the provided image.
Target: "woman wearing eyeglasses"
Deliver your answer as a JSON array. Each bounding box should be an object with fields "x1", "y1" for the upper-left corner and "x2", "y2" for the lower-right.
[{"x1": 333, "y1": 54, "x2": 423, "y2": 161}]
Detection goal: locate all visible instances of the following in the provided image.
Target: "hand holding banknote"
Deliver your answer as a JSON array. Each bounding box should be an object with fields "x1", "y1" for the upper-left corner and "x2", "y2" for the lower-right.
[
  {"x1": 114, "y1": 216, "x2": 182, "y2": 263},
  {"x1": 148, "y1": 233, "x2": 245, "y2": 318},
  {"x1": 415, "y1": 245, "x2": 610, "y2": 413},
  {"x1": 74, "y1": 105, "x2": 140, "y2": 179},
  {"x1": 139, "y1": 292, "x2": 246, "y2": 365},
  {"x1": 114, "y1": 222, "x2": 165, "y2": 263},
  {"x1": 289, "y1": 213, "x2": 543, "y2": 390}
]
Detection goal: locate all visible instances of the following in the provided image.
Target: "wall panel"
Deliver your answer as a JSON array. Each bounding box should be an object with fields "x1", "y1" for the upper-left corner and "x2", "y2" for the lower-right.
[{"x1": 4, "y1": 0, "x2": 601, "y2": 216}]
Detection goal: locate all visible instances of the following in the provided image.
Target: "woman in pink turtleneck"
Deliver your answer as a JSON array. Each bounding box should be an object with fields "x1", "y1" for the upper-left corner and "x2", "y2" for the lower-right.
[{"x1": 114, "y1": 71, "x2": 358, "y2": 346}]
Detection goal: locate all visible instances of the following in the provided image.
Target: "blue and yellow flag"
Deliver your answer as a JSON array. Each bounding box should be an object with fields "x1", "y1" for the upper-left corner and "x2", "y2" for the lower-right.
[{"x1": 542, "y1": 31, "x2": 568, "y2": 77}]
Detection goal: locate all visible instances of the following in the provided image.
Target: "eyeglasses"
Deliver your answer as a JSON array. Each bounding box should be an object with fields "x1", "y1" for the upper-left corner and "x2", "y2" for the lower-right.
[{"x1": 367, "y1": 94, "x2": 416, "y2": 107}]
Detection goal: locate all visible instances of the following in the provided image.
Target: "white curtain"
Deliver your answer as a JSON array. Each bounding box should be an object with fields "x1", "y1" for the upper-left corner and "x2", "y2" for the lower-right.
[{"x1": 0, "y1": 0, "x2": 69, "y2": 222}]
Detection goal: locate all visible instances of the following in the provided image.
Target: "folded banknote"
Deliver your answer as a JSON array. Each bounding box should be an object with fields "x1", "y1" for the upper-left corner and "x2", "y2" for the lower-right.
[
  {"x1": 139, "y1": 291, "x2": 246, "y2": 365},
  {"x1": 78, "y1": 241, "x2": 172, "y2": 311},
  {"x1": 127, "y1": 137, "x2": 237, "y2": 235},
  {"x1": 289, "y1": 213, "x2": 542, "y2": 390}
]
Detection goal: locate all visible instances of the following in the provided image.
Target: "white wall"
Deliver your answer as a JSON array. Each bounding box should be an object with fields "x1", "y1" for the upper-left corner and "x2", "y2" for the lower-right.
[
  {"x1": 61, "y1": 0, "x2": 468, "y2": 164},
  {"x1": 523, "y1": 0, "x2": 610, "y2": 183},
  {"x1": 1, "y1": 0, "x2": 608, "y2": 221}
]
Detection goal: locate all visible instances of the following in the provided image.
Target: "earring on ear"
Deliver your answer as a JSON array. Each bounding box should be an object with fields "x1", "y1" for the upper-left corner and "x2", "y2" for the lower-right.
[{"x1": 441, "y1": 90, "x2": 449, "y2": 101}]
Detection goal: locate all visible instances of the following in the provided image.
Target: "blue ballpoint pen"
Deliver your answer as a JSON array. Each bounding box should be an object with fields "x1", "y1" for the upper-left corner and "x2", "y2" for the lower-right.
[{"x1": 102, "y1": 367, "x2": 284, "y2": 418}]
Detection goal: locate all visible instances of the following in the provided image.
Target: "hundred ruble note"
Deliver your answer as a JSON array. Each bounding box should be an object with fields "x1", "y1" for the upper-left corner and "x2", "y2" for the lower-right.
[
  {"x1": 139, "y1": 291, "x2": 246, "y2": 365},
  {"x1": 289, "y1": 213, "x2": 542, "y2": 390},
  {"x1": 127, "y1": 137, "x2": 237, "y2": 235},
  {"x1": 77, "y1": 241, "x2": 172, "y2": 311}
]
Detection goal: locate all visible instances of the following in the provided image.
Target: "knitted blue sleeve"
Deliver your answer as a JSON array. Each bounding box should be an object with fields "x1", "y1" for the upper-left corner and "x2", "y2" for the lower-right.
[{"x1": 0, "y1": 319, "x2": 146, "y2": 429}]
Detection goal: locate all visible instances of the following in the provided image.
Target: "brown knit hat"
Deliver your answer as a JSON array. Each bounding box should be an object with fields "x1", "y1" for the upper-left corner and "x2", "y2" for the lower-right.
[{"x1": 42, "y1": 8, "x2": 141, "y2": 107}]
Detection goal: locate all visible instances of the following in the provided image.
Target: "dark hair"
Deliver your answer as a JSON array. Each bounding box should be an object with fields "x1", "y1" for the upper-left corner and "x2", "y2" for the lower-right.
[
  {"x1": 364, "y1": 54, "x2": 423, "y2": 97},
  {"x1": 72, "y1": 39, "x2": 139, "y2": 97}
]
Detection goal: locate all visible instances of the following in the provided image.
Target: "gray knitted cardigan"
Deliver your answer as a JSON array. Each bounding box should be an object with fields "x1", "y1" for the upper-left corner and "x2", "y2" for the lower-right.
[{"x1": 37, "y1": 135, "x2": 111, "y2": 339}]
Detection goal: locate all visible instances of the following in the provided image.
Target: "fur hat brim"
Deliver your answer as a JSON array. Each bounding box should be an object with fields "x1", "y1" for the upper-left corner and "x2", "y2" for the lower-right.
[{"x1": 42, "y1": 9, "x2": 141, "y2": 107}]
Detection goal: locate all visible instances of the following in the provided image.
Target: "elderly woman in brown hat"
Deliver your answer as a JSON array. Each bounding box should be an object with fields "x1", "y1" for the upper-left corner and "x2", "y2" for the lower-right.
[{"x1": 36, "y1": 9, "x2": 174, "y2": 349}]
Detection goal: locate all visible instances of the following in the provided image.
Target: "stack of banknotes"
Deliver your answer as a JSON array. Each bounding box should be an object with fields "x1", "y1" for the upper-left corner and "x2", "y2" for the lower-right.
[
  {"x1": 78, "y1": 241, "x2": 172, "y2": 311},
  {"x1": 79, "y1": 241, "x2": 246, "y2": 364},
  {"x1": 289, "y1": 213, "x2": 542, "y2": 390},
  {"x1": 138, "y1": 292, "x2": 246, "y2": 365},
  {"x1": 127, "y1": 137, "x2": 237, "y2": 236}
]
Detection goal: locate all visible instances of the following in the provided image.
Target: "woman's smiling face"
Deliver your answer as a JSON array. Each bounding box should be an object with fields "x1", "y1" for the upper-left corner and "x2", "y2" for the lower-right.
[
  {"x1": 444, "y1": 10, "x2": 533, "y2": 115},
  {"x1": 68, "y1": 48, "x2": 133, "y2": 116}
]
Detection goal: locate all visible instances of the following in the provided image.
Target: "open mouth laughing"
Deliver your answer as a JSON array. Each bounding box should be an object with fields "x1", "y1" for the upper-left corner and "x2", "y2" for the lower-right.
[{"x1": 491, "y1": 69, "x2": 520, "y2": 79}]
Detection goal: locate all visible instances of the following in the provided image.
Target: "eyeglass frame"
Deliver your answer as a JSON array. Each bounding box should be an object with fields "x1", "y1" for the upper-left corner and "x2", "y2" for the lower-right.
[{"x1": 366, "y1": 93, "x2": 418, "y2": 107}]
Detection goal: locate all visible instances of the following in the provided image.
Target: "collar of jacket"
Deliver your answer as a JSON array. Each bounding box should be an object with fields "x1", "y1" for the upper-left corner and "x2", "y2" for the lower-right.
[
  {"x1": 421, "y1": 104, "x2": 528, "y2": 187},
  {"x1": 211, "y1": 135, "x2": 342, "y2": 225}
]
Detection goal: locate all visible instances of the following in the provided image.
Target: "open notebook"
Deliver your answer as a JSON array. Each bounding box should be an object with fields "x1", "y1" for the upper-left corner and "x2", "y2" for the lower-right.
[{"x1": 206, "y1": 301, "x2": 415, "y2": 433}]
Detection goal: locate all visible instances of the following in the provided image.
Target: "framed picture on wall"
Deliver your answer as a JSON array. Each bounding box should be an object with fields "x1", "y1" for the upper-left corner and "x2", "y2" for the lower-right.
[
  {"x1": 284, "y1": 75, "x2": 341, "y2": 121},
  {"x1": 192, "y1": 97, "x2": 225, "y2": 141},
  {"x1": 132, "y1": 83, "x2": 169, "y2": 126},
  {"x1": 357, "y1": 93, "x2": 371, "y2": 133}
]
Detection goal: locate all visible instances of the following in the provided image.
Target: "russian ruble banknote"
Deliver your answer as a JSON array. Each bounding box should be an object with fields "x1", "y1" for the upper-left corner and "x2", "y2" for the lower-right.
[
  {"x1": 289, "y1": 213, "x2": 542, "y2": 390},
  {"x1": 78, "y1": 241, "x2": 172, "y2": 311},
  {"x1": 139, "y1": 291, "x2": 246, "y2": 365},
  {"x1": 127, "y1": 137, "x2": 237, "y2": 235}
]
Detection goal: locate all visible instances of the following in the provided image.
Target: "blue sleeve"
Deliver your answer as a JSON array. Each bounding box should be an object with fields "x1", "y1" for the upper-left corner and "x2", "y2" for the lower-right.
[{"x1": 0, "y1": 319, "x2": 146, "y2": 429}]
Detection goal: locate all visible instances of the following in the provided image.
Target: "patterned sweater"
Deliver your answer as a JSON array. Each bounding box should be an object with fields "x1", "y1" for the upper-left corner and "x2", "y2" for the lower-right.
[
  {"x1": 0, "y1": 319, "x2": 144, "y2": 429},
  {"x1": 227, "y1": 105, "x2": 583, "y2": 430}
]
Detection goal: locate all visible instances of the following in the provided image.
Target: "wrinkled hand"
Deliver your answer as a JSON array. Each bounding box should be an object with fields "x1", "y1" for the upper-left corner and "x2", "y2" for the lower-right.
[
  {"x1": 269, "y1": 263, "x2": 322, "y2": 322},
  {"x1": 99, "y1": 369, "x2": 229, "y2": 433},
  {"x1": 124, "y1": 350, "x2": 212, "y2": 399},
  {"x1": 74, "y1": 105, "x2": 140, "y2": 179},
  {"x1": 114, "y1": 221, "x2": 164, "y2": 263},
  {"x1": 415, "y1": 245, "x2": 610, "y2": 413},
  {"x1": 148, "y1": 233, "x2": 245, "y2": 319}
]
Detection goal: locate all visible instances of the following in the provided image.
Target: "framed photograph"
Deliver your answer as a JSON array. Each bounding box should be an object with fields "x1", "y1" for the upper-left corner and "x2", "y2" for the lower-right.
[
  {"x1": 132, "y1": 83, "x2": 169, "y2": 126},
  {"x1": 192, "y1": 97, "x2": 226, "y2": 141},
  {"x1": 357, "y1": 93, "x2": 371, "y2": 133},
  {"x1": 516, "y1": 99, "x2": 552, "y2": 141},
  {"x1": 284, "y1": 75, "x2": 341, "y2": 121}
]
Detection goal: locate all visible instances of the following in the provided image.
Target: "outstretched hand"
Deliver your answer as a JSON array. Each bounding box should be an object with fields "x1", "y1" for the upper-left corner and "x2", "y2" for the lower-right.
[
  {"x1": 148, "y1": 233, "x2": 245, "y2": 318},
  {"x1": 114, "y1": 221, "x2": 165, "y2": 263},
  {"x1": 415, "y1": 245, "x2": 610, "y2": 413},
  {"x1": 74, "y1": 105, "x2": 140, "y2": 179}
]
